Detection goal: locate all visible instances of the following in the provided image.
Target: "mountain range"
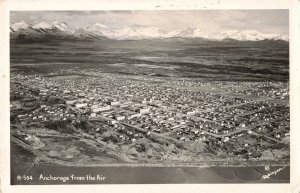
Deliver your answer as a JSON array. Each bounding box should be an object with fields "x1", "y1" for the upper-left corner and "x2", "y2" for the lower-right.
[{"x1": 10, "y1": 21, "x2": 289, "y2": 42}]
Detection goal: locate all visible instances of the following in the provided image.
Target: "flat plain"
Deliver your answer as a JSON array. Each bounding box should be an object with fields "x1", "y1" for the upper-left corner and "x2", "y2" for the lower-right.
[{"x1": 10, "y1": 39, "x2": 289, "y2": 183}]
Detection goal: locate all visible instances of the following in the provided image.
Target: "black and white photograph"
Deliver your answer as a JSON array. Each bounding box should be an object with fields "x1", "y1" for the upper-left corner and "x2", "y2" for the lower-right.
[{"x1": 7, "y1": 9, "x2": 291, "y2": 185}]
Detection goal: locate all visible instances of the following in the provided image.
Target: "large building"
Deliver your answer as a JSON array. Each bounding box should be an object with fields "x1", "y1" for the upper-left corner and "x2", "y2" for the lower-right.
[
  {"x1": 108, "y1": 101, "x2": 120, "y2": 106},
  {"x1": 66, "y1": 99, "x2": 77, "y2": 105},
  {"x1": 137, "y1": 108, "x2": 150, "y2": 114},
  {"x1": 92, "y1": 105, "x2": 111, "y2": 112},
  {"x1": 75, "y1": 103, "x2": 88, "y2": 108}
]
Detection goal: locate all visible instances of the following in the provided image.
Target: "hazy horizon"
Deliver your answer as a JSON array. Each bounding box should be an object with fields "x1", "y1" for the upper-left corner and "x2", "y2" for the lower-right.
[{"x1": 10, "y1": 10, "x2": 288, "y2": 35}]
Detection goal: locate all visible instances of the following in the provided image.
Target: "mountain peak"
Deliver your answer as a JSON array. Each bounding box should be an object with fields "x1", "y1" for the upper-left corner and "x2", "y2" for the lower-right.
[
  {"x1": 10, "y1": 21, "x2": 289, "y2": 41},
  {"x1": 10, "y1": 21, "x2": 30, "y2": 31},
  {"x1": 87, "y1": 23, "x2": 109, "y2": 30},
  {"x1": 95, "y1": 23, "x2": 109, "y2": 28},
  {"x1": 171, "y1": 27, "x2": 209, "y2": 39},
  {"x1": 52, "y1": 21, "x2": 75, "y2": 32},
  {"x1": 52, "y1": 21, "x2": 66, "y2": 25},
  {"x1": 32, "y1": 21, "x2": 53, "y2": 29}
]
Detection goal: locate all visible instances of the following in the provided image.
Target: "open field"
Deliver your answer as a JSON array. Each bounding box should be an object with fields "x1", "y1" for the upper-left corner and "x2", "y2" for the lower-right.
[{"x1": 10, "y1": 39, "x2": 289, "y2": 81}]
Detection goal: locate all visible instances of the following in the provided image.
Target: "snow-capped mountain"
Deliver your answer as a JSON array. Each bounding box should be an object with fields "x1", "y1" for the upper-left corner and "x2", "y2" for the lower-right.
[
  {"x1": 84, "y1": 23, "x2": 290, "y2": 41},
  {"x1": 86, "y1": 23, "x2": 110, "y2": 32},
  {"x1": 86, "y1": 23, "x2": 114, "y2": 37},
  {"x1": 32, "y1": 21, "x2": 54, "y2": 30},
  {"x1": 212, "y1": 30, "x2": 240, "y2": 40},
  {"x1": 86, "y1": 24, "x2": 169, "y2": 39},
  {"x1": 213, "y1": 30, "x2": 289, "y2": 41},
  {"x1": 85, "y1": 24, "x2": 212, "y2": 39},
  {"x1": 52, "y1": 21, "x2": 76, "y2": 33},
  {"x1": 10, "y1": 21, "x2": 30, "y2": 32},
  {"x1": 169, "y1": 27, "x2": 211, "y2": 39},
  {"x1": 73, "y1": 27, "x2": 106, "y2": 40},
  {"x1": 10, "y1": 21, "x2": 289, "y2": 42},
  {"x1": 10, "y1": 21, "x2": 81, "y2": 41},
  {"x1": 269, "y1": 34, "x2": 289, "y2": 41},
  {"x1": 125, "y1": 25, "x2": 168, "y2": 39}
]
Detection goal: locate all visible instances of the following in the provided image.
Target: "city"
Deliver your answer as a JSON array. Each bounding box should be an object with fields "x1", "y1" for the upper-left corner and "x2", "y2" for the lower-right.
[
  {"x1": 10, "y1": 67, "x2": 289, "y2": 166},
  {"x1": 8, "y1": 8, "x2": 291, "y2": 185}
]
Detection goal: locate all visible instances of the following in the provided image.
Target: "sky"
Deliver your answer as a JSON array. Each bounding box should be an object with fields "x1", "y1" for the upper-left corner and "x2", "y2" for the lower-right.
[{"x1": 10, "y1": 10, "x2": 289, "y2": 34}]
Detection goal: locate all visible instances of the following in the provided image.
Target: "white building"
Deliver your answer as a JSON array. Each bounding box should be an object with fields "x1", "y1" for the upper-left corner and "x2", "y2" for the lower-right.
[
  {"x1": 92, "y1": 105, "x2": 111, "y2": 113},
  {"x1": 75, "y1": 103, "x2": 88, "y2": 108},
  {"x1": 66, "y1": 99, "x2": 77, "y2": 105},
  {"x1": 109, "y1": 101, "x2": 120, "y2": 106},
  {"x1": 138, "y1": 108, "x2": 150, "y2": 114},
  {"x1": 115, "y1": 115, "x2": 126, "y2": 121}
]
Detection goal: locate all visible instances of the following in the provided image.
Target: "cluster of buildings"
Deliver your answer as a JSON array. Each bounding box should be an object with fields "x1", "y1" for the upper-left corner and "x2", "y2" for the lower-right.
[{"x1": 10, "y1": 70, "x2": 290, "y2": 155}]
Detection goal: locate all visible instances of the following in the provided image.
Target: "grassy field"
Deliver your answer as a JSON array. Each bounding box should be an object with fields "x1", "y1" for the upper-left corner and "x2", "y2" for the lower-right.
[{"x1": 10, "y1": 39, "x2": 289, "y2": 81}]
